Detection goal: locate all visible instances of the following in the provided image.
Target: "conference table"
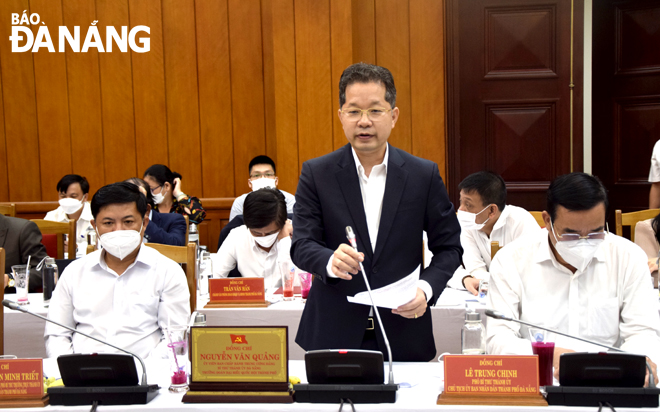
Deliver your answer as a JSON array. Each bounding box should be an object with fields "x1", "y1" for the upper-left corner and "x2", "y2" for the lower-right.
[
  {"x1": 4, "y1": 288, "x2": 486, "y2": 360},
  {"x1": 9, "y1": 358, "x2": 660, "y2": 411}
]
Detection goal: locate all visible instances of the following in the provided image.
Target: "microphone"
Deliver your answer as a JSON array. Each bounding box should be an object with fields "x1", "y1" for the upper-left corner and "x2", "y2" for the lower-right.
[
  {"x1": 345, "y1": 226, "x2": 394, "y2": 385},
  {"x1": 2, "y1": 299, "x2": 148, "y2": 387},
  {"x1": 485, "y1": 309, "x2": 656, "y2": 388}
]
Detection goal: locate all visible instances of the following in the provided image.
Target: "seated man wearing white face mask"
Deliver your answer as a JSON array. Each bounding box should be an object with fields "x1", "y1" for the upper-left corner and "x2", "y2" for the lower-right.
[
  {"x1": 229, "y1": 155, "x2": 296, "y2": 221},
  {"x1": 213, "y1": 188, "x2": 293, "y2": 289},
  {"x1": 44, "y1": 174, "x2": 94, "y2": 258},
  {"x1": 447, "y1": 171, "x2": 540, "y2": 295},
  {"x1": 45, "y1": 182, "x2": 191, "y2": 359},
  {"x1": 487, "y1": 173, "x2": 660, "y2": 385}
]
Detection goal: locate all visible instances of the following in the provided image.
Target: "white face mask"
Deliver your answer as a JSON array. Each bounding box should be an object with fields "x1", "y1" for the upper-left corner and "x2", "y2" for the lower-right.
[
  {"x1": 457, "y1": 205, "x2": 491, "y2": 231},
  {"x1": 253, "y1": 231, "x2": 279, "y2": 248},
  {"x1": 152, "y1": 189, "x2": 166, "y2": 205},
  {"x1": 551, "y1": 222, "x2": 604, "y2": 272},
  {"x1": 97, "y1": 221, "x2": 144, "y2": 261},
  {"x1": 251, "y1": 178, "x2": 277, "y2": 192},
  {"x1": 59, "y1": 198, "x2": 83, "y2": 215}
]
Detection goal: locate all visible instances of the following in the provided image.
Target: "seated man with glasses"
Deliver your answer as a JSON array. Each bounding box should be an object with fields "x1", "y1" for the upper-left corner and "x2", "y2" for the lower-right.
[
  {"x1": 487, "y1": 172, "x2": 660, "y2": 385},
  {"x1": 229, "y1": 155, "x2": 296, "y2": 221}
]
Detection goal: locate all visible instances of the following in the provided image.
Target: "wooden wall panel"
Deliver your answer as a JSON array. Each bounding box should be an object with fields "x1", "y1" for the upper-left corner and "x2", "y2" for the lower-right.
[
  {"x1": 295, "y1": 0, "x2": 334, "y2": 166},
  {"x1": 62, "y1": 0, "x2": 105, "y2": 194},
  {"x1": 3, "y1": 0, "x2": 447, "y2": 204},
  {"x1": 196, "y1": 0, "x2": 234, "y2": 198},
  {"x1": 129, "y1": 0, "x2": 168, "y2": 177},
  {"x1": 330, "y1": 0, "x2": 353, "y2": 151},
  {"x1": 30, "y1": 0, "x2": 72, "y2": 200},
  {"x1": 228, "y1": 0, "x2": 266, "y2": 195},
  {"x1": 97, "y1": 0, "x2": 137, "y2": 184},
  {"x1": 0, "y1": 0, "x2": 41, "y2": 201},
  {"x1": 410, "y1": 0, "x2": 447, "y2": 179},
  {"x1": 375, "y1": 0, "x2": 412, "y2": 153},
  {"x1": 162, "y1": 0, "x2": 203, "y2": 196},
  {"x1": 262, "y1": 0, "x2": 299, "y2": 195}
]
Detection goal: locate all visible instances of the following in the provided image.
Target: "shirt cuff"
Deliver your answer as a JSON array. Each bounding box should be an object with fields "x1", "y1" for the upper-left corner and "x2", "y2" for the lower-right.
[
  {"x1": 418, "y1": 280, "x2": 433, "y2": 302},
  {"x1": 326, "y1": 255, "x2": 338, "y2": 278}
]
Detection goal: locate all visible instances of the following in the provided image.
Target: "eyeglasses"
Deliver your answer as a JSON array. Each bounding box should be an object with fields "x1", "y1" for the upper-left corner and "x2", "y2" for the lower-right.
[
  {"x1": 340, "y1": 108, "x2": 392, "y2": 121},
  {"x1": 149, "y1": 185, "x2": 162, "y2": 194},
  {"x1": 551, "y1": 221, "x2": 607, "y2": 242},
  {"x1": 250, "y1": 173, "x2": 275, "y2": 180}
]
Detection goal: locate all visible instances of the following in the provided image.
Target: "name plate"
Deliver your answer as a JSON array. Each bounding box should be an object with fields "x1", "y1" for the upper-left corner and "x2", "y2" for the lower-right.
[
  {"x1": 0, "y1": 359, "x2": 43, "y2": 398},
  {"x1": 209, "y1": 278, "x2": 265, "y2": 304},
  {"x1": 444, "y1": 355, "x2": 539, "y2": 395},
  {"x1": 190, "y1": 326, "x2": 288, "y2": 384}
]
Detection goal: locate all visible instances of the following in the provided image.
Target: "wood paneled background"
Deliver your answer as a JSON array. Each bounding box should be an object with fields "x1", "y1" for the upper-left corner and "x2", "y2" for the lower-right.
[{"x1": 0, "y1": 0, "x2": 447, "y2": 203}]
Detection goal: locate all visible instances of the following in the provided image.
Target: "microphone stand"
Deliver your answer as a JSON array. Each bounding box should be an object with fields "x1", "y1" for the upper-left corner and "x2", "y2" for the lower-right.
[
  {"x1": 2, "y1": 299, "x2": 148, "y2": 387},
  {"x1": 485, "y1": 309, "x2": 656, "y2": 388}
]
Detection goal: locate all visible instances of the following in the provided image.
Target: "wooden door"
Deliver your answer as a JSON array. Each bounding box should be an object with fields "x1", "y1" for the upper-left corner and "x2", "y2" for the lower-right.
[
  {"x1": 592, "y1": 0, "x2": 660, "y2": 218},
  {"x1": 446, "y1": 0, "x2": 583, "y2": 210}
]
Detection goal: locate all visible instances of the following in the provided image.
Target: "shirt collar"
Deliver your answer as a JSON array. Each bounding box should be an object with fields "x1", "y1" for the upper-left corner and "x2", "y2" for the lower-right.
[
  {"x1": 351, "y1": 144, "x2": 389, "y2": 176},
  {"x1": 96, "y1": 244, "x2": 153, "y2": 275},
  {"x1": 490, "y1": 205, "x2": 511, "y2": 233},
  {"x1": 80, "y1": 202, "x2": 94, "y2": 221}
]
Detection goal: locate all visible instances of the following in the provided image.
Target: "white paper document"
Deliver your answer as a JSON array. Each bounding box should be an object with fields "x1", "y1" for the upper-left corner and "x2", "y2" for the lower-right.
[{"x1": 347, "y1": 265, "x2": 420, "y2": 309}]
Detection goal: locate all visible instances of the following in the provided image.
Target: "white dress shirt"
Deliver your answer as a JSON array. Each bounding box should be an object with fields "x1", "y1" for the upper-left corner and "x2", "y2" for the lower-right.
[
  {"x1": 44, "y1": 202, "x2": 94, "y2": 258},
  {"x1": 325, "y1": 145, "x2": 433, "y2": 301},
  {"x1": 45, "y1": 245, "x2": 191, "y2": 359},
  {"x1": 486, "y1": 229, "x2": 660, "y2": 365},
  {"x1": 448, "y1": 205, "x2": 541, "y2": 288},
  {"x1": 212, "y1": 225, "x2": 291, "y2": 290},
  {"x1": 230, "y1": 190, "x2": 296, "y2": 221},
  {"x1": 650, "y1": 140, "x2": 660, "y2": 182}
]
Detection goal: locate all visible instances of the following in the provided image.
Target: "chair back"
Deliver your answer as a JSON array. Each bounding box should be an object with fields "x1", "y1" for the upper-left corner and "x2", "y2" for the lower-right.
[
  {"x1": 31, "y1": 220, "x2": 76, "y2": 259},
  {"x1": 528, "y1": 211, "x2": 545, "y2": 228},
  {"x1": 0, "y1": 204, "x2": 16, "y2": 217},
  {"x1": 0, "y1": 248, "x2": 4, "y2": 355},
  {"x1": 86, "y1": 244, "x2": 95, "y2": 255},
  {"x1": 145, "y1": 242, "x2": 197, "y2": 313},
  {"x1": 491, "y1": 241, "x2": 501, "y2": 259},
  {"x1": 615, "y1": 209, "x2": 660, "y2": 242}
]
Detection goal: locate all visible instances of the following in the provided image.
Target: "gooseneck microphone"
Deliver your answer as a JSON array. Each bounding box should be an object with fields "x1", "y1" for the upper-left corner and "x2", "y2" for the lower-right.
[
  {"x1": 485, "y1": 309, "x2": 656, "y2": 388},
  {"x1": 345, "y1": 226, "x2": 394, "y2": 385},
  {"x1": 2, "y1": 299, "x2": 149, "y2": 386}
]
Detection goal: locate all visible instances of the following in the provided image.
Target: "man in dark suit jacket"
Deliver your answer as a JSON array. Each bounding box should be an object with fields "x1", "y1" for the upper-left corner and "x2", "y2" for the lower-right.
[
  {"x1": 144, "y1": 211, "x2": 187, "y2": 246},
  {"x1": 0, "y1": 214, "x2": 48, "y2": 292},
  {"x1": 291, "y1": 63, "x2": 462, "y2": 362}
]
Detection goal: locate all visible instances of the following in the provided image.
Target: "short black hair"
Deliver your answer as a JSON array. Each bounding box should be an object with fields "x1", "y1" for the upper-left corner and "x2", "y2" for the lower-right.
[
  {"x1": 339, "y1": 63, "x2": 396, "y2": 109},
  {"x1": 91, "y1": 182, "x2": 147, "y2": 219},
  {"x1": 143, "y1": 164, "x2": 182, "y2": 186},
  {"x1": 243, "y1": 188, "x2": 287, "y2": 230},
  {"x1": 124, "y1": 177, "x2": 154, "y2": 208},
  {"x1": 249, "y1": 155, "x2": 277, "y2": 175},
  {"x1": 56, "y1": 174, "x2": 90, "y2": 195},
  {"x1": 458, "y1": 171, "x2": 507, "y2": 212},
  {"x1": 547, "y1": 173, "x2": 609, "y2": 222}
]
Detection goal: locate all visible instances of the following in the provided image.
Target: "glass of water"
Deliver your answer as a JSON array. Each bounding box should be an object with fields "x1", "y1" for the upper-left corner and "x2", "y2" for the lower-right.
[{"x1": 11, "y1": 265, "x2": 29, "y2": 305}]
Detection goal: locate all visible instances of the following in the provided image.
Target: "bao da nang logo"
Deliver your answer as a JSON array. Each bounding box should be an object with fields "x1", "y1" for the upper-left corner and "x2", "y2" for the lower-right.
[{"x1": 9, "y1": 11, "x2": 150, "y2": 53}]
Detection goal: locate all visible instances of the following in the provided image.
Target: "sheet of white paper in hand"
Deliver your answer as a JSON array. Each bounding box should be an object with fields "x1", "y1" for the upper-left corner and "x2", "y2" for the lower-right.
[{"x1": 347, "y1": 265, "x2": 420, "y2": 309}]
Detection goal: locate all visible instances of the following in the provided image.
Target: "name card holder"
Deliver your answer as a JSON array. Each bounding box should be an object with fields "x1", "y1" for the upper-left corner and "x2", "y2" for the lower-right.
[
  {"x1": 182, "y1": 326, "x2": 293, "y2": 404},
  {"x1": 437, "y1": 355, "x2": 547, "y2": 406},
  {"x1": 0, "y1": 359, "x2": 49, "y2": 408},
  {"x1": 205, "y1": 278, "x2": 269, "y2": 308}
]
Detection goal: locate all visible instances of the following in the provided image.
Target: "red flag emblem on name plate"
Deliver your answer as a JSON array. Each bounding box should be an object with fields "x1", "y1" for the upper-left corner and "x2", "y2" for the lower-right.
[{"x1": 230, "y1": 334, "x2": 248, "y2": 344}]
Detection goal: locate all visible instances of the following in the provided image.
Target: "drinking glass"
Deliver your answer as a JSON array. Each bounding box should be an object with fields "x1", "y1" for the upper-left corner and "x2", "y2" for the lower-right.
[
  {"x1": 11, "y1": 265, "x2": 29, "y2": 305},
  {"x1": 164, "y1": 325, "x2": 189, "y2": 392},
  {"x1": 279, "y1": 262, "x2": 295, "y2": 301},
  {"x1": 528, "y1": 328, "x2": 555, "y2": 387}
]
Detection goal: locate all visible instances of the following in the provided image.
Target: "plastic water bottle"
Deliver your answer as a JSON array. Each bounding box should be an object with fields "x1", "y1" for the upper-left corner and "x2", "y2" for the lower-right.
[
  {"x1": 42, "y1": 257, "x2": 58, "y2": 307},
  {"x1": 189, "y1": 223, "x2": 199, "y2": 245},
  {"x1": 198, "y1": 251, "x2": 212, "y2": 298},
  {"x1": 461, "y1": 311, "x2": 486, "y2": 355}
]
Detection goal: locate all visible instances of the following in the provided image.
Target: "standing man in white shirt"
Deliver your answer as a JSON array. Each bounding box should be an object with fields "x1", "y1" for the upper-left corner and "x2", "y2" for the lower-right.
[
  {"x1": 450, "y1": 171, "x2": 541, "y2": 295},
  {"x1": 649, "y1": 140, "x2": 660, "y2": 208},
  {"x1": 213, "y1": 188, "x2": 292, "y2": 289},
  {"x1": 45, "y1": 182, "x2": 190, "y2": 359},
  {"x1": 44, "y1": 174, "x2": 94, "y2": 258},
  {"x1": 487, "y1": 172, "x2": 660, "y2": 385},
  {"x1": 229, "y1": 155, "x2": 296, "y2": 221}
]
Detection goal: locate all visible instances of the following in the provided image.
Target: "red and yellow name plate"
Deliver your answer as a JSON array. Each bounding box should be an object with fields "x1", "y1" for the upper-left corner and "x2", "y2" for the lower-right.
[
  {"x1": 209, "y1": 278, "x2": 265, "y2": 304},
  {"x1": 0, "y1": 359, "x2": 43, "y2": 398},
  {"x1": 444, "y1": 355, "x2": 539, "y2": 395}
]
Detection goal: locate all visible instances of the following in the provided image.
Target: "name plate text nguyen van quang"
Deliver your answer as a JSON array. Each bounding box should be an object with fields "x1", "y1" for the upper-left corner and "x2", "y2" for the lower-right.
[
  {"x1": 207, "y1": 278, "x2": 266, "y2": 306},
  {"x1": 438, "y1": 355, "x2": 547, "y2": 406}
]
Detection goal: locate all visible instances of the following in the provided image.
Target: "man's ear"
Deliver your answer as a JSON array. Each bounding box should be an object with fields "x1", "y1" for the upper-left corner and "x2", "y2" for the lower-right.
[
  {"x1": 146, "y1": 204, "x2": 152, "y2": 215},
  {"x1": 248, "y1": 179, "x2": 253, "y2": 190},
  {"x1": 91, "y1": 219, "x2": 96, "y2": 231}
]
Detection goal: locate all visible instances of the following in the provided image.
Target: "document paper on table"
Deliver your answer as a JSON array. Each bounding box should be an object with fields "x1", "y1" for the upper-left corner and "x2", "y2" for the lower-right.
[{"x1": 347, "y1": 265, "x2": 420, "y2": 309}]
